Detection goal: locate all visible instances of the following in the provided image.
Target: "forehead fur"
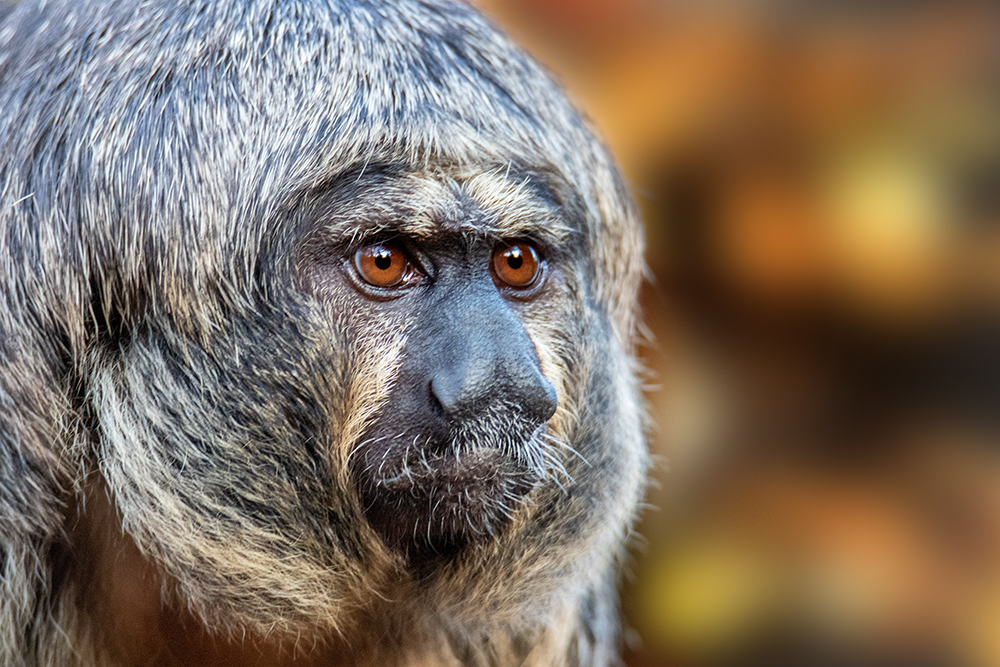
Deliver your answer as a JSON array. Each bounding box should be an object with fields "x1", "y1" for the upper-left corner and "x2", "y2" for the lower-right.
[{"x1": 309, "y1": 167, "x2": 577, "y2": 248}]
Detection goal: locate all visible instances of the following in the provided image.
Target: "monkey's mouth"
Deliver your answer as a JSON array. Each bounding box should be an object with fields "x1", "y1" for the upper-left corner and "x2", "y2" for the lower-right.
[{"x1": 352, "y1": 439, "x2": 541, "y2": 557}]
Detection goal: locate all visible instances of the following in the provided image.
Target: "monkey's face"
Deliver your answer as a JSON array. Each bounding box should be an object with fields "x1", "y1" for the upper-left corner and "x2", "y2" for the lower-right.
[
  {"x1": 91, "y1": 155, "x2": 636, "y2": 637},
  {"x1": 299, "y1": 169, "x2": 573, "y2": 557}
]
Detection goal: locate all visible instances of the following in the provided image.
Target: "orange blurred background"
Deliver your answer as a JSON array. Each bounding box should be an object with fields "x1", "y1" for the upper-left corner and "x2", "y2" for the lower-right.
[{"x1": 474, "y1": 2, "x2": 1000, "y2": 666}]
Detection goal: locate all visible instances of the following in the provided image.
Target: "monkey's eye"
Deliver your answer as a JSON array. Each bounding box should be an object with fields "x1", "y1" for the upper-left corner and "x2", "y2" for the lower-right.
[
  {"x1": 353, "y1": 242, "x2": 411, "y2": 288},
  {"x1": 492, "y1": 241, "x2": 542, "y2": 289}
]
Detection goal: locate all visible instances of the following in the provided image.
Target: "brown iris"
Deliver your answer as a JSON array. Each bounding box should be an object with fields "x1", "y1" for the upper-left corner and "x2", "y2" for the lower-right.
[
  {"x1": 492, "y1": 242, "x2": 541, "y2": 289},
  {"x1": 354, "y1": 243, "x2": 408, "y2": 288}
]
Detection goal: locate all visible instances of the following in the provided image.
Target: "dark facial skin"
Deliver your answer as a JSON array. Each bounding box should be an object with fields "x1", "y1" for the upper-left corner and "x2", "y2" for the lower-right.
[{"x1": 299, "y1": 170, "x2": 563, "y2": 559}]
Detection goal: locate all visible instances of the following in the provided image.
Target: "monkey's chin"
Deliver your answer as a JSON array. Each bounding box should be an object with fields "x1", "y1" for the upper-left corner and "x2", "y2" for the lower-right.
[{"x1": 354, "y1": 446, "x2": 537, "y2": 559}]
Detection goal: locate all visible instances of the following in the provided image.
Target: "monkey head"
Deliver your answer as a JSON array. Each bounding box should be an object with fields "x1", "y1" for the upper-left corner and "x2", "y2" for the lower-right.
[{"x1": 0, "y1": 0, "x2": 647, "y2": 662}]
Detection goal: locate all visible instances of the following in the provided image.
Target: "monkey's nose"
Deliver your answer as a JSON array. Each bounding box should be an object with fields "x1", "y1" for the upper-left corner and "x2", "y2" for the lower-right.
[
  {"x1": 430, "y1": 354, "x2": 557, "y2": 430},
  {"x1": 427, "y1": 293, "x2": 558, "y2": 431}
]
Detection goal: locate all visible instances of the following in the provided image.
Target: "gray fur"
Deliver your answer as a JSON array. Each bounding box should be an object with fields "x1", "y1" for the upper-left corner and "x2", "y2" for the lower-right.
[{"x1": 0, "y1": 1, "x2": 647, "y2": 665}]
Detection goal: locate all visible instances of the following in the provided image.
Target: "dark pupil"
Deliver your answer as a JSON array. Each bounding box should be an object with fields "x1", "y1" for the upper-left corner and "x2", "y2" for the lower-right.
[
  {"x1": 506, "y1": 247, "x2": 524, "y2": 270},
  {"x1": 374, "y1": 249, "x2": 392, "y2": 270}
]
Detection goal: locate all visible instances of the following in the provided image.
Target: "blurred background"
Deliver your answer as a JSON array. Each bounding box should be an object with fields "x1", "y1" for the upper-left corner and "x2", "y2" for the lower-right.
[{"x1": 474, "y1": 2, "x2": 1000, "y2": 666}]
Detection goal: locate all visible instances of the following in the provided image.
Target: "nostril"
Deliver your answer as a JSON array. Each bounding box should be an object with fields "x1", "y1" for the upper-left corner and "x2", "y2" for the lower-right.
[
  {"x1": 428, "y1": 379, "x2": 446, "y2": 421},
  {"x1": 429, "y1": 372, "x2": 484, "y2": 424},
  {"x1": 526, "y1": 375, "x2": 558, "y2": 427}
]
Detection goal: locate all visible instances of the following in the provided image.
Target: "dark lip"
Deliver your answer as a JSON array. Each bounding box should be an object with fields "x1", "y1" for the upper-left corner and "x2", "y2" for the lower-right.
[
  {"x1": 353, "y1": 443, "x2": 538, "y2": 558},
  {"x1": 374, "y1": 447, "x2": 512, "y2": 491}
]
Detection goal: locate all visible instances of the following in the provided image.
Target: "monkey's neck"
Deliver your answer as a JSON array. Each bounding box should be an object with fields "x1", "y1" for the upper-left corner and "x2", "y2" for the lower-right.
[
  {"x1": 58, "y1": 478, "x2": 348, "y2": 667},
  {"x1": 55, "y1": 478, "x2": 588, "y2": 667}
]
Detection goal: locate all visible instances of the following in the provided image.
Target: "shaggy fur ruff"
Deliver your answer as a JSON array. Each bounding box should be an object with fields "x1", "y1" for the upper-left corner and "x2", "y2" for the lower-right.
[{"x1": 0, "y1": 1, "x2": 648, "y2": 665}]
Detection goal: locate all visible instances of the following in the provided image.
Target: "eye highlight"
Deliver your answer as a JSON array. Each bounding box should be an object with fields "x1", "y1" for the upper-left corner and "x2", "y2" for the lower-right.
[
  {"x1": 492, "y1": 241, "x2": 542, "y2": 289},
  {"x1": 354, "y1": 242, "x2": 409, "y2": 288}
]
